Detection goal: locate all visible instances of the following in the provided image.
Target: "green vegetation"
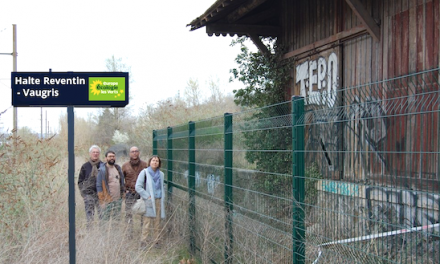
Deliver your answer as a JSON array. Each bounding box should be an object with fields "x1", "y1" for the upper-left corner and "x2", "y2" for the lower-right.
[
  {"x1": 305, "y1": 162, "x2": 323, "y2": 206},
  {"x1": 0, "y1": 131, "x2": 203, "y2": 263},
  {"x1": 230, "y1": 37, "x2": 291, "y2": 107},
  {"x1": 0, "y1": 131, "x2": 66, "y2": 263},
  {"x1": 0, "y1": 55, "x2": 239, "y2": 262},
  {"x1": 230, "y1": 37, "x2": 294, "y2": 195}
]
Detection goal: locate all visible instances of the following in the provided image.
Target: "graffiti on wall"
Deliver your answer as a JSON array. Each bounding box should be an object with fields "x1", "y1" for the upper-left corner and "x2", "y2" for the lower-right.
[
  {"x1": 295, "y1": 52, "x2": 339, "y2": 107},
  {"x1": 366, "y1": 187, "x2": 439, "y2": 229},
  {"x1": 184, "y1": 170, "x2": 201, "y2": 187},
  {"x1": 294, "y1": 47, "x2": 391, "y2": 178},
  {"x1": 305, "y1": 112, "x2": 341, "y2": 173},
  {"x1": 346, "y1": 96, "x2": 388, "y2": 176},
  {"x1": 184, "y1": 170, "x2": 221, "y2": 195},
  {"x1": 207, "y1": 174, "x2": 220, "y2": 195},
  {"x1": 319, "y1": 180, "x2": 361, "y2": 196},
  {"x1": 304, "y1": 94, "x2": 388, "y2": 178},
  {"x1": 318, "y1": 181, "x2": 439, "y2": 230},
  {"x1": 296, "y1": 49, "x2": 342, "y2": 174}
]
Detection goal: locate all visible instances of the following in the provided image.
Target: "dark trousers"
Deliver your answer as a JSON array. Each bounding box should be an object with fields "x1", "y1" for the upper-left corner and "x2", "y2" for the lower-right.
[{"x1": 84, "y1": 194, "x2": 101, "y2": 228}]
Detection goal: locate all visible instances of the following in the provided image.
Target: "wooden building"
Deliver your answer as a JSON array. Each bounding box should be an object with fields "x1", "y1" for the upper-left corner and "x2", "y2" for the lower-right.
[{"x1": 188, "y1": 0, "x2": 440, "y2": 191}]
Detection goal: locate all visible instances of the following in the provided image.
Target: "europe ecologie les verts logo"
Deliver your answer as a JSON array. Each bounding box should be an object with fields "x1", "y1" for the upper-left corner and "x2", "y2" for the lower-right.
[{"x1": 88, "y1": 77, "x2": 125, "y2": 101}]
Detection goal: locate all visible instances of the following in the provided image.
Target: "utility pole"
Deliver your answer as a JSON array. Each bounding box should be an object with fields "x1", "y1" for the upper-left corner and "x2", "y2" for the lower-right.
[
  {"x1": 0, "y1": 25, "x2": 17, "y2": 138},
  {"x1": 12, "y1": 24, "x2": 17, "y2": 139}
]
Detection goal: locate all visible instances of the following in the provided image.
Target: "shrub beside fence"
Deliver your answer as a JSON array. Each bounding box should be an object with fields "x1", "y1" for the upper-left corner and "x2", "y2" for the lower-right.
[{"x1": 154, "y1": 68, "x2": 440, "y2": 264}]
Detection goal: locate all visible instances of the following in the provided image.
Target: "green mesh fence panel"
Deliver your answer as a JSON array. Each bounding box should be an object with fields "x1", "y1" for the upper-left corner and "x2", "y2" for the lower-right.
[{"x1": 153, "y1": 68, "x2": 440, "y2": 264}]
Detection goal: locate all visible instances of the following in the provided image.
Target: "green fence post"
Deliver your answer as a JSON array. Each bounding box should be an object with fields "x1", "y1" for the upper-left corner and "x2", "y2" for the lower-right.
[
  {"x1": 292, "y1": 96, "x2": 305, "y2": 264},
  {"x1": 152, "y1": 130, "x2": 158, "y2": 155},
  {"x1": 188, "y1": 121, "x2": 196, "y2": 254},
  {"x1": 224, "y1": 113, "x2": 233, "y2": 264},
  {"x1": 167, "y1": 126, "x2": 173, "y2": 198}
]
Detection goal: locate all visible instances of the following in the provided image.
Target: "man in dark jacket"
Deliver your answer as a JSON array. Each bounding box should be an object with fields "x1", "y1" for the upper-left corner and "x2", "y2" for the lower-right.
[
  {"x1": 78, "y1": 145, "x2": 103, "y2": 228},
  {"x1": 122, "y1": 146, "x2": 148, "y2": 236}
]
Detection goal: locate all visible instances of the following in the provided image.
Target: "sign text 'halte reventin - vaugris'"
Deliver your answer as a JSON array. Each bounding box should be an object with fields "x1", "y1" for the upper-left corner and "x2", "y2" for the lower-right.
[{"x1": 14, "y1": 76, "x2": 85, "y2": 99}]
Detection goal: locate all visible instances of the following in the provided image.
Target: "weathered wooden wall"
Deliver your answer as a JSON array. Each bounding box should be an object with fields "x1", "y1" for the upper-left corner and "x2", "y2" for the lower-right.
[
  {"x1": 282, "y1": 0, "x2": 440, "y2": 190},
  {"x1": 282, "y1": 0, "x2": 439, "y2": 86}
]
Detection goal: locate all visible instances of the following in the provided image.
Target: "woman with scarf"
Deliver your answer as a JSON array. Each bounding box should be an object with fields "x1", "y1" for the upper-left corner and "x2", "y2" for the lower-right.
[{"x1": 135, "y1": 155, "x2": 165, "y2": 248}]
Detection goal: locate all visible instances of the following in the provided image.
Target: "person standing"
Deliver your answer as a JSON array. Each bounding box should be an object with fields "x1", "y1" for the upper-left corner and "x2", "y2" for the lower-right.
[
  {"x1": 135, "y1": 155, "x2": 165, "y2": 248},
  {"x1": 96, "y1": 150, "x2": 125, "y2": 221},
  {"x1": 122, "y1": 146, "x2": 148, "y2": 236},
  {"x1": 78, "y1": 145, "x2": 103, "y2": 229}
]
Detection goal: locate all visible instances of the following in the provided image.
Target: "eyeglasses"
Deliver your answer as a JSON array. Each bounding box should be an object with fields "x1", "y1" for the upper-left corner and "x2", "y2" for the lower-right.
[{"x1": 130, "y1": 150, "x2": 139, "y2": 153}]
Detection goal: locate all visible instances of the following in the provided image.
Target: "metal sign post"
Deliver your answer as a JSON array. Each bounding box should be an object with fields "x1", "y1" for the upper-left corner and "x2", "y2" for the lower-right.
[
  {"x1": 11, "y1": 71, "x2": 129, "y2": 264},
  {"x1": 67, "y1": 106, "x2": 75, "y2": 264}
]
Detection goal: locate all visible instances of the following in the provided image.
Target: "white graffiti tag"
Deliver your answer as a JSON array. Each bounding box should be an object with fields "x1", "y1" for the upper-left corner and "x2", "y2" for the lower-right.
[{"x1": 296, "y1": 52, "x2": 338, "y2": 107}]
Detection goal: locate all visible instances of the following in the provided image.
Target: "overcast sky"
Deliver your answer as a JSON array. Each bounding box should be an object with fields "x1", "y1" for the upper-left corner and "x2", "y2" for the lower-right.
[{"x1": 0, "y1": 0, "x2": 245, "y2": 133}]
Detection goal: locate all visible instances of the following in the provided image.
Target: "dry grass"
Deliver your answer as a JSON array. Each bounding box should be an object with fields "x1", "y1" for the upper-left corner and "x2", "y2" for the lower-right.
[
  {"x1": 4, "y1": 130, "x2": 437, "y2": 264},
  {"x1": 0, "y1": 133, "x2": 192, "y2": 264}
]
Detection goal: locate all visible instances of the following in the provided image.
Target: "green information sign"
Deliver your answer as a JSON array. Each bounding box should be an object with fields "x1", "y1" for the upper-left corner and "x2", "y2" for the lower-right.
[{"x1": 88, "y1": 77, "x2": 126, "y2": 101}]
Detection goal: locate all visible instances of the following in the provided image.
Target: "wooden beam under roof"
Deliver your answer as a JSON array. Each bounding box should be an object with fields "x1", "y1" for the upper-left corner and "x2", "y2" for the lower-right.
[
  {"x1": 227, "y1": 0, "x2": 269, "y2": 23},
  {"x1": 249, "y1": 34, "x2": 271, "y2": 57},
  {"x1": 344, "y1": 0, "x2": 380, "y2": 41},
  {"x1": 206, "y1": 23, "x2": 280, "y2": 37}
]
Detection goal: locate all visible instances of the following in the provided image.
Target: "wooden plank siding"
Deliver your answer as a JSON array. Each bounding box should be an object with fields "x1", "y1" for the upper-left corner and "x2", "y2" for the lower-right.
[
  {"x1": 281, "y1": 0, "x2": 440, "y2": 190},
  {"x1": 282, "y1": 0, "x2": 438, "y2": 88}
]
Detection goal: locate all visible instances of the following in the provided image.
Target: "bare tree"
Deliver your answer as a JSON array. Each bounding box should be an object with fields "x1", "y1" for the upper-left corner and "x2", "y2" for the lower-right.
[
  {"x1": 184, "y1": 78, "x2": 202, "y2": 107},
  {"x1": 94, "y1": 56, "x2": 134, "y2": 147},
  {"x1": 106, "y1": 55, "x2": 132, "y2": 77},
  {"x1": 207, "y1": 77, "x2": 224, "y2": 104}
]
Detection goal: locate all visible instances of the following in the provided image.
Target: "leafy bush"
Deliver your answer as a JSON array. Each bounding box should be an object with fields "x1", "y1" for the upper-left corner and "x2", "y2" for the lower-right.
[
  {"x1": 305, "y1": 162, "x2": 322, "y2": 206},
  {"x1": 230, "y1": 37, "x2": 291, "y2": 107},
  {"x1": 230, "y1": 37, "x2": 293, "y2": 195},
  {"x1": 0, "y1": 132, "x2": 66, "y2": 262}
]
